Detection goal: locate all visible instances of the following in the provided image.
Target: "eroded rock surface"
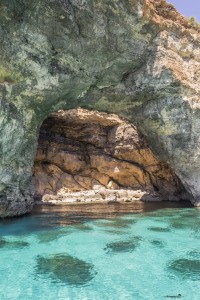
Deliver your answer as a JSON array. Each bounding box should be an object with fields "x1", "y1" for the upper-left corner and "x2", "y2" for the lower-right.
[
  {"x1": 0, "y1": 0, "x2": 199, "y2": 216},
  {"x1": 33, "y1": 109, "x2": 189, "y2": 202}
]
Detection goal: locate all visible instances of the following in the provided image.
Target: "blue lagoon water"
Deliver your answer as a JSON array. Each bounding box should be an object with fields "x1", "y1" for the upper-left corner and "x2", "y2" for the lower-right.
[{"x1": 0, "y1": 202, "x2": 200, "y2": 300}]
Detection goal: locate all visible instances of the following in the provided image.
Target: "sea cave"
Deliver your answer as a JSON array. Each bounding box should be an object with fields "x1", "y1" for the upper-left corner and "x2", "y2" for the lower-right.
[{"x1": 33, "y1": 108, "x2": 189, "y2": 204}]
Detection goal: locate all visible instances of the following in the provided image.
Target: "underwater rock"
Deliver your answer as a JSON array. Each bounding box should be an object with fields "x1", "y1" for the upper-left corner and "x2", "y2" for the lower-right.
[
  {"x1": 36, "y1": 254, "x2": 96, "y2": 286},
  {"x1": 148, "y1": 226, "x2": 171, "y2": 232},
  {"x1": 150, "y1": 239, "x2": 165, "y2": 248},
  {"x1": 0, "y1": 238, "x2": 29, "y2": 249},
  {"x1": 168, "y1": 258, "x2": 200, "y2": 281},
  {"x1": 104, "y1": 236, "x2": 141, "y2": 253}
]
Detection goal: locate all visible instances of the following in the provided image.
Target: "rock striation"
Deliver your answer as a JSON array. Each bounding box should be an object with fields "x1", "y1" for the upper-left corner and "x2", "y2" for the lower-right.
[
  {"x1": 0, "y1": 0, "x2": 200, "y2": 216},
  {"x1": 33, "y1": 108, "x2": 189, "y2": 203}
]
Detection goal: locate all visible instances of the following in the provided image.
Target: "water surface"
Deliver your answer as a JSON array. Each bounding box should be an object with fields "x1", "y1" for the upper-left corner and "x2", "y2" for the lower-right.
[{"x1": 0, "y1": 202, "x2": 199, "y2": 300}]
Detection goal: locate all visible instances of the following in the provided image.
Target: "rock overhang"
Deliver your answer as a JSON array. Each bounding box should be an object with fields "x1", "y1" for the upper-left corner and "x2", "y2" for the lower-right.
[
  {"x1": 33, "y1": 108, "x2": 190, "y2": 204},
  {"x1": 0, "y1": 0, "x2": 200, "y2": 216}
]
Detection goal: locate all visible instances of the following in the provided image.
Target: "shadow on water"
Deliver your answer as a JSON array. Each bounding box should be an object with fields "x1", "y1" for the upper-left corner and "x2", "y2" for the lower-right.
[
  {"x1": 0, "y1": 201, "x2": 194, "y2": 238},
  {"x1": 0, "y1": 212, "x2": 94, "y2": 237},
  {"x1": 0, "y1": 238, "x2": 29, "y2": 249},
  {"x1": 32, "y1": 201, "x2": 192, "y2": 218},
  {"x1": 35, "y1": 254, "x2": 96, "y2": 286},
  {"x1": 169, "y1": 215, "x2": 200, "y2": 232},
  {"x1": 140, "y1": 206, "x2": 200, "y2": 234},
  {"x1": 188, "y1": 250, "x2": 200, "y2": 259}
]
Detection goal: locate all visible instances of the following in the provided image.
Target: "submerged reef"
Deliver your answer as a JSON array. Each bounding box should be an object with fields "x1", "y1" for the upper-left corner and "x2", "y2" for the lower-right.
[{"x1": 36, "y1": 254, "x2": 96, "y2": 286}]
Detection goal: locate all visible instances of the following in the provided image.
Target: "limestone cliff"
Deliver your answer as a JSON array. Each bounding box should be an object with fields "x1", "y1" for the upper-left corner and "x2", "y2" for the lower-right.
[
  {"x1": 0, "y1": 0, "x2": 200, "y2": 216},
  {"x1": 33, "y1": 108, "x2": 188, "y2": 203}
]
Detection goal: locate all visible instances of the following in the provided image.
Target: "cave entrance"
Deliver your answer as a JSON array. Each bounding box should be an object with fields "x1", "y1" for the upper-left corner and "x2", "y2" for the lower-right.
[{"x1": 33, "y1": 108, "x2": 188, "y2": 203}]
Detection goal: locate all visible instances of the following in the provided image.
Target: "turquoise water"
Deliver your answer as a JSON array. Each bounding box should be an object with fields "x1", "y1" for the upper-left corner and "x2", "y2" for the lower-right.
[{"x1": 0, "y1": 205, "x2": 200, "y2": 300}]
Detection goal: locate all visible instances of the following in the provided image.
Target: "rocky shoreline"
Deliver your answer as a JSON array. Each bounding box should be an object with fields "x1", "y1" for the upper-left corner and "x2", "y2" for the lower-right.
[{"x1": 35, "y1": 188, "x2": 184, "y2": 205}]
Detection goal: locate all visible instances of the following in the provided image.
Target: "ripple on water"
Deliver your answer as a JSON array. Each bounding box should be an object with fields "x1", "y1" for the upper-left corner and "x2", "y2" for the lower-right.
[
  {"x1": 188, "y1": 250, "x2": 200, "y2": 259},
  {"x1": 148, "y1": 227, "x2": 171, "y2": 232},
  {"x1": 36, "y1": 230, "x2": 70, "y2": 243},
  {"x1": 95, "y1": 217, "x2": 137, "y2": 229},
  {"x1": 35, "y1": 254, "x2": 96, "y2": 286},
  {"x1": 104, "y1": 236, "x2": 141, "y2": 253},
  {"x1": 168, "y1": 258, "x2": 200, "y2": 281},
  {"x1": 36, "y1": 223, "x2": 92, "y2": 244},
  {"x1": 169, "y1": 217, "x2": 200, "y2": 231},
  {"x1": 0, "y1": 238, "x2": 29, "y2": 249},
  {"x1": 150, "y1": 239, "x2": 165, "y2": 248},
  {"x1": 103, "y1": 229, "x2": 128, "y2": 235},
  {"x1": 72, "y1": 223, "x2": 93, "y2": 231}
]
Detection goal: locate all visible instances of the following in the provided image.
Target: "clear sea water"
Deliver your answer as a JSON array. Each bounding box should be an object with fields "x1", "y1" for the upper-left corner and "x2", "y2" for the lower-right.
[{"x1": 0, "y1": 203, "x2": 200, "y2": 300}]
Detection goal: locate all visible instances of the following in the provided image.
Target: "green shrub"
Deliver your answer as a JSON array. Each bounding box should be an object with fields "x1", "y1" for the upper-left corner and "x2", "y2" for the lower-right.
[{"x1": 189, "y1": 16, "x2": 200, "y2": 29}]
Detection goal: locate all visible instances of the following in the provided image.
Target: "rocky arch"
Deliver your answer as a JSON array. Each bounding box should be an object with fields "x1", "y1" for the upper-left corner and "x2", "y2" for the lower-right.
[{"x1": 0, "y1": 0, "x2": 200, "y2": 216}]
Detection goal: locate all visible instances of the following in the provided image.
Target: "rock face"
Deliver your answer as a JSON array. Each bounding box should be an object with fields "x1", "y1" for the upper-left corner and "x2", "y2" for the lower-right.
[
  {"x1": 33, "y1": 108, "x2": 189, "y2": 202},
  {"x1": 0, "y1": 0, "x2": 200, "y2": 216}
]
